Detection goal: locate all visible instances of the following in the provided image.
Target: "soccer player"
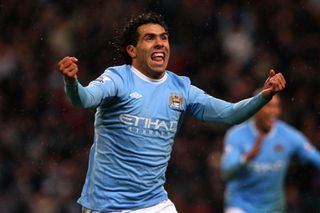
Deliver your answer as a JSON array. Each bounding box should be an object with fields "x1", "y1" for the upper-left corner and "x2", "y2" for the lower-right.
[
  {"x1": 57, "y1": 12, "x2": 285, "y2": 213},
  {"x1": 221, "y1": 94, "x2": 320, "y2": 213}
]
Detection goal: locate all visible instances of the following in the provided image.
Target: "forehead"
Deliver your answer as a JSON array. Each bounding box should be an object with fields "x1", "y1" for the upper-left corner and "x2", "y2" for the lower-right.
[{"x1": 137, "y1": 23, "x2": 167, "y2": 36}]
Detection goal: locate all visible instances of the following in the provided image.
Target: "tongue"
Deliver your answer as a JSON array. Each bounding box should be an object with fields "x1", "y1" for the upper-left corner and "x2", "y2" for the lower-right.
[{"x1": 153, "y1": 57, "x2": 163, "y2": 62}]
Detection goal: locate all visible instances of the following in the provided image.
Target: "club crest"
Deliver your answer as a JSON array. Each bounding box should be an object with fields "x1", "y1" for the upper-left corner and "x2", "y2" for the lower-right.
[
  {"x1": 169, "y1": 93, "x2": 183, "y2": 110},
  {"x1": 274, "y1": 143, "x2": 284, "y2": 153}
]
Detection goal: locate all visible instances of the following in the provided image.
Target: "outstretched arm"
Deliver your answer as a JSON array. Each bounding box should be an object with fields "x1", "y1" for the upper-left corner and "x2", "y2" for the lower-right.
[
  {"x1": 189, "y1": 88, "x2": 271, "y2": 124},
  {"x1": 188, "y1": 70, "x2": 286, "y2": 124},
  {"x1": 293, "y1": 131, "x2": 320, "y2": 169}
]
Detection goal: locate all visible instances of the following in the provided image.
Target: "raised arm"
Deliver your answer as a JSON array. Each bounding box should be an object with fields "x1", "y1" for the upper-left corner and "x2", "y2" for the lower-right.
[
  {"x1": 57, "y1": 56, "x2": 105, "y2": 108},
  {"x1": 188, "y1": 70, "x2": 286, "y2": 125},
  {"x1": 58, "y1": 56, "x2": 79, "y2": 84},
  {"x1": 292, "y1": 130, "x2": 320, "y2": 169}
]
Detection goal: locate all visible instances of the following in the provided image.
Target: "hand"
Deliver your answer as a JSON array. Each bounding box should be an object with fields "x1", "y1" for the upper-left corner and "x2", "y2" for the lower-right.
[
  {"x1": 261, "y1": 69, "x2": 286, "y2": 99},
  {"x1": 57, "y1": 56, "x2": 79, "y2": 83},
  {"x1": 243, "y1": 133, "x2": 264, "y2": 163}
]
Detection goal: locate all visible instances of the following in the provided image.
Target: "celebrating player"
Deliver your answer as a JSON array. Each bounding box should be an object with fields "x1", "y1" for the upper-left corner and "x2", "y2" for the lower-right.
[
  {"x1": 221, "y1": 94, "x2": 320, "y2": 213},
  {"x1": 58, "y1": 12, "x2": 285, "y2": 213}
]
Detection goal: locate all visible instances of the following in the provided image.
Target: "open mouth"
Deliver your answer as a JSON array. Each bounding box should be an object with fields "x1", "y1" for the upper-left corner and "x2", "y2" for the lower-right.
[{"x1": 151, "y1": 52, "x2": 165, "y2": 62}]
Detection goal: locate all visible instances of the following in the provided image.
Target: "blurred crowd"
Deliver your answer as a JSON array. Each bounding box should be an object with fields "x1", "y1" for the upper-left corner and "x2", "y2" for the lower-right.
[{"x1": 0, "y1": 0, "x2": 319, "y2": 212}]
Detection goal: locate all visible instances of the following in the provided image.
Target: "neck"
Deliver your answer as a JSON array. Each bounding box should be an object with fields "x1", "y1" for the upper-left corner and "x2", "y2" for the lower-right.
[
  {"x1": 131, "y1": 63, "x2": 165, "y2": 80},
  {"x1": 131, "y1": 65, "x2": 167, "y2": 83},
  {"x1": 255, "y1": 121, "x2": 271, "y2": 135}
]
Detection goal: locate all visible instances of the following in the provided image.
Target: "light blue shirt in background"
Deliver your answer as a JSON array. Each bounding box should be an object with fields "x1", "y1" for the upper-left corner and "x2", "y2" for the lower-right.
[{"x1": 222, "y1": 120, "x2": 320, "y2": 213}]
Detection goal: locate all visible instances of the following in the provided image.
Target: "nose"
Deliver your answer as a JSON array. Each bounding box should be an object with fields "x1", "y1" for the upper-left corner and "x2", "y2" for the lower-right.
[{"x1": 154, "y1": 36, "x2": 165, "y2": 48}]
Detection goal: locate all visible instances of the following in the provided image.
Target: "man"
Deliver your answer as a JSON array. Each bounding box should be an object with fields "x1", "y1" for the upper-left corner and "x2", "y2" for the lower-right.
[
  {"x1": 57, "y1": 12, "x2": 285, "y2": 213},
  {"x1": 221, "y1": 94, "x2": 320, "y2": 213}
]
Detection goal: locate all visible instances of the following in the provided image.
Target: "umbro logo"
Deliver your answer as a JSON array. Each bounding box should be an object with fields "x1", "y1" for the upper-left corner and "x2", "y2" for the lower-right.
[{"x1": 129, "y1": 92, "x2": 142, "y2": 99}]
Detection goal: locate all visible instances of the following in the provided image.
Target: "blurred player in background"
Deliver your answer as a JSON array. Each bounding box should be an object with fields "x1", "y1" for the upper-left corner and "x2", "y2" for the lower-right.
[
  {"x1": 57, "y1": 12, "x2": 285, "y2": 213},
  {"x1": 221, "y1": 93, "x2": 320, "y2": 213}
]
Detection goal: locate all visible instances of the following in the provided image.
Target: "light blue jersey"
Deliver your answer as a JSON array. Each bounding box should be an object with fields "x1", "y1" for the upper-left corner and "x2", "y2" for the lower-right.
[
  {"x1": 65, "y1": 65, "x2": 269, "y2": 211},
  {"x1": 222, "y1": 120, "x2": 320, "y2": 213}
]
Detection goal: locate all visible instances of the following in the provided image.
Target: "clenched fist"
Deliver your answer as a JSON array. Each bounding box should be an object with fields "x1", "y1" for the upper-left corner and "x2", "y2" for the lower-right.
[
  {"x1": 57, "y1": 56, "x2": 79, "y2": 83},
  {"x1": 261, "y1": 69, "x2": 286, "y2": 99}
]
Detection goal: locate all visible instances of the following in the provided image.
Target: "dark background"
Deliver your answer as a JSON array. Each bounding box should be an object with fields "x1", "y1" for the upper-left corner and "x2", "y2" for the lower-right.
[{"x1": 0, "y1": 0, "x2": 319, "y2": 212}]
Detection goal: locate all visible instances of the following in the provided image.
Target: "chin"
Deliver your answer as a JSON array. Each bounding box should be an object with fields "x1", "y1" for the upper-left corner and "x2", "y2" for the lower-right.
[
  {"x1": 150, "y1": 61, "x2": 168, "y2": 70},
  {"x1": 151, "y1": 65, "x2": 167, "y2": 72},
  {"x1": 264, "y1": 125, "x2": 273, "y2": 133}
]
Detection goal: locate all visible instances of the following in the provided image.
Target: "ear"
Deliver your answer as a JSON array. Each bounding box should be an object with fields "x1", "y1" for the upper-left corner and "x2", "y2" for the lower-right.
[{"x1": 126, "y1": 45, "x2": 137, "y2": 58}]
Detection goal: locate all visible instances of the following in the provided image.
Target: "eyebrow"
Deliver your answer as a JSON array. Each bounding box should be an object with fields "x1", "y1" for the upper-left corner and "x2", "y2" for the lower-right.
[{"x1": 143, "y1": 32, "x2": 169, "y2": 37}]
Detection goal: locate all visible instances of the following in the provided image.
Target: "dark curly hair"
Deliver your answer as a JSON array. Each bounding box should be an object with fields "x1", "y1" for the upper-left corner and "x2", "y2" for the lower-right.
[{"x1": 116, "y1": 12, "x2": 168, "y2": 64}]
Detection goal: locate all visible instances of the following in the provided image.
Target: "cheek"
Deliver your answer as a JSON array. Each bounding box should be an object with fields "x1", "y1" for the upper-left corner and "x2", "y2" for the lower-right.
[
  {"x1": 268, "y1": 107, "x2": 281, "y2": 118},
  {"x1": 137, "y1": 50, "x2": 149, "y2": 62},
  {"x1": 144, "y1": 49, "x2": 152, "y2": 60},
  {"x1": 136, "y1": 44, "x2": 150, "y2": 56},
  {"x1": 275, "y1": 108, "x2": 282, "y2": 116}
]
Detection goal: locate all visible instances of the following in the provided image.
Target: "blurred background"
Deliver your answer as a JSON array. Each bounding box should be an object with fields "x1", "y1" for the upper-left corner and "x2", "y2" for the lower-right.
[{"x1": 0, "y1": 0, "x2": 319, "y2": 212}]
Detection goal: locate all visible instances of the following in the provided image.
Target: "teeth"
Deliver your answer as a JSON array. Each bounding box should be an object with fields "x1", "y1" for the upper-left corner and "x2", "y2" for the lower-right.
[{"x1": 153, "y1": 53, "x2": 164, "y2": 57}]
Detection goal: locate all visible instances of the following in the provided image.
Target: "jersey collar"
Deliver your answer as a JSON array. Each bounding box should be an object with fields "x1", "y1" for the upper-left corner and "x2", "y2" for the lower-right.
[{"x1": 130, "y1": 65, "x2": 167, "y2": 84}]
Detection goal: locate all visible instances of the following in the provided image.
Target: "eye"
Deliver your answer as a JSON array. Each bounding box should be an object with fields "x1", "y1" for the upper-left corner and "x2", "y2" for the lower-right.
[
  {"x1": 144, "y1": 34, "x2": 154, "y2": 41},
  {"x1": 161, "y1": 34, "x2": 168, "y2": 40}
]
